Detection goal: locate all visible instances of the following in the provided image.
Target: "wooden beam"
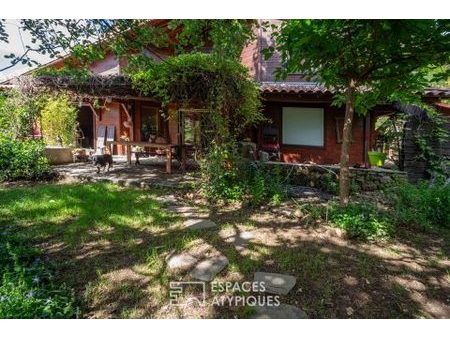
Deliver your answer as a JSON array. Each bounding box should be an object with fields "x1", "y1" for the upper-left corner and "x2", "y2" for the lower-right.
[
  {"x1": 82, "y1": 102, "x2": 99, "y2": 119},
  {"x1": 120, "y1": 103, "x2": 134, "y2": 143}
]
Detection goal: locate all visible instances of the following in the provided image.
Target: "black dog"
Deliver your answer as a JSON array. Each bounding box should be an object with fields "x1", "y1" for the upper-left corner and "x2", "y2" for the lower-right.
[{"x1": 91, "y1": 154, "x2": 113, "y2": 173}]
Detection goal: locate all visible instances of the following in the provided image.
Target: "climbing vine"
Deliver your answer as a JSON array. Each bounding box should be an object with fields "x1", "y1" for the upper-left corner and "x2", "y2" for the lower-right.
[
  {"x1": 412, "y1": 108, "x2": 449, "y2": 179},
  {"x1": 128, "y1": 53, "x2": 263, "y2": 140},
  {"x1": 129, "y1": 53, "x2": 268, "y2": 202}
]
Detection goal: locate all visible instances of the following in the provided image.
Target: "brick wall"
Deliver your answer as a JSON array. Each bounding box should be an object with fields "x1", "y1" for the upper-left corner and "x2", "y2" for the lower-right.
[
  {"x1": 95, "y1": 102, "x2": 124, "y2": 154},
  {"x1": 262, "y1": 102, "x2": 366, "y2": 165}
]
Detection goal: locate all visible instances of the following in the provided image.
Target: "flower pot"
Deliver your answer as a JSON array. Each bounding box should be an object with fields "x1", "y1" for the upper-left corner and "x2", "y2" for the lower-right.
[{"x1": 368, "y1": 151, "x2": 386, "y2": 167}]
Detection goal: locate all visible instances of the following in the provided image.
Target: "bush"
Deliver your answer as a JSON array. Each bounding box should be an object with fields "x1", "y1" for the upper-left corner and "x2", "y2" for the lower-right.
[
  {"x1": 242, "y1": 162, "x2": 285, "y2": 205},
  {"x1": 0, "y1": 135, "x2": 51, "y2": 181},
  {"x1": 40, "y1": 94, "x2": 78, "y2": 146},
  {"x1": 388, "y1": 180, "x2": 450, "y2": 230},
  {"x1": 327, "y1": 202, "x2": 393, "y2": 240},
  {"x1": 0, "y1": 228, "x2": 76, "y2": 318},
  {"x1": 200, "y1": 143, "x2": 285, "y2": 205}
]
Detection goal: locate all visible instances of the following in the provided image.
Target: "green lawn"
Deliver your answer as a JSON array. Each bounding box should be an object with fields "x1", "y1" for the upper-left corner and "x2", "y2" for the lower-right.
[{"x1": 1, "y1": 182, "x2": 449, "y2": 318}]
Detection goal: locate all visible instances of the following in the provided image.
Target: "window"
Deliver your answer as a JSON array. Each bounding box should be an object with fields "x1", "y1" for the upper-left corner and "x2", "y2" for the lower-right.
[
  {"x1": 282, "y1": 107, "x2": 324, "y2": 146},
  {"x1": 141, "y1": 105, "x2": 159, "y2": 141}
]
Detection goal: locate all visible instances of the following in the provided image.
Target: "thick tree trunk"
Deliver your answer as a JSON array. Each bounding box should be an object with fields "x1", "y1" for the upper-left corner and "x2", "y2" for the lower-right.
[{"x1": 339, "y1": 79, "x2": 356, "y2": 206}]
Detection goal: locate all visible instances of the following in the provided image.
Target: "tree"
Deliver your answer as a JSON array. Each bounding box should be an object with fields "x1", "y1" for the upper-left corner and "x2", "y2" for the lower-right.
[
  {"x1": 270, "y1": 19, "x2": 450, "y2": 206},
  {"x1": 0, "y1": 19, "x2": 256, "y2": 72}
]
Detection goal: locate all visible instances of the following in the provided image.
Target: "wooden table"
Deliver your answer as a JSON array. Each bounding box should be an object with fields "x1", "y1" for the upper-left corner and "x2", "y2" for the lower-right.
[{"x1": 106, "y1": 141, "x2": 179, "y2": 174}]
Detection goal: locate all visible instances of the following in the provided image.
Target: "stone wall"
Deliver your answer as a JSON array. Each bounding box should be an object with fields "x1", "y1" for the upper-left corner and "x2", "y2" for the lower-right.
[{"x1": 265, "y1": 161, "x2": 407, "y2": 192}]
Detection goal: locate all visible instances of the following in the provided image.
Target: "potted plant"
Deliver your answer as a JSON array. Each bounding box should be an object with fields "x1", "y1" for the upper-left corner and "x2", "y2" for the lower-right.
[{"x1": 368, "y1": 149, "x2": 387, "y2": 167}]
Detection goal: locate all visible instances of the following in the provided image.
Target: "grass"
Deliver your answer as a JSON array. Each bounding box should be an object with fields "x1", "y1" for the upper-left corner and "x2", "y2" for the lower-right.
[{"x1": 1, "y1": 182, "x2": 449, "y2": 318}]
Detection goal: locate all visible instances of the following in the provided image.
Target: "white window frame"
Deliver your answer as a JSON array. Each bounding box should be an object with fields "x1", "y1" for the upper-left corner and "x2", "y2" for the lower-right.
[{"x1": 282, "y1": 107, "x2": 325, "y2": 147}]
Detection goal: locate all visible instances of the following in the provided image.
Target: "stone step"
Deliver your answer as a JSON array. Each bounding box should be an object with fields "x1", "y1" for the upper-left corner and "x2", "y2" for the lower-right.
[
  {"x1": 166, "y1": 252, "x2": 198, "y2": 271},
  {"x1": 190, "y1": 255, "x2": 229, "y2": 282},
  {"x1": 224, "y1": 231, "x2": 254, "y2": 251},
  {"x1": 254, "y1": 272, "x2": 297, "y2": 295},
  {"x1": 184, "y1": 219, "x2": 218, "y2": 230},
  {"x1": 166, "y1": 205, "x2": 209, "y2": 218}
]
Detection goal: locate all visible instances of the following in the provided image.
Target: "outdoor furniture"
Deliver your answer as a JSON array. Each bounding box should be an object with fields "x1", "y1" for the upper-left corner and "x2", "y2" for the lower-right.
[
  {"x1": 96, "y1": 125, "x2": 106, "y2": 154},
  {"x1": 106, "y1": 140, "x2": 183, "y2": 174}
]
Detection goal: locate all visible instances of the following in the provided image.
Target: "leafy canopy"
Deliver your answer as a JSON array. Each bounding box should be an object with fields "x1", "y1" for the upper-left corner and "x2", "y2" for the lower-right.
[
  {"x1": 271, "y1": 19, "x2": 450, "y2": 112},
  {"x1": 129, "y1": 52, "x2": 262, "y2": 131},
  {"x1": 0, "y1": 20, "x2": 256, "y2": 72}
]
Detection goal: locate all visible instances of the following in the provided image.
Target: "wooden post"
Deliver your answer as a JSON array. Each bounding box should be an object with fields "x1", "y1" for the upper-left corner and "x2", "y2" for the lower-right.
[
  {"x1": 166, "y1": 147, "x2": 172, "y2": 174},
  {"x1": 127, "y1": 144, "x2": 132, "y2": 165},
  {"x1": 364, "y1": 114, "x2": 371, "y2": 168}
]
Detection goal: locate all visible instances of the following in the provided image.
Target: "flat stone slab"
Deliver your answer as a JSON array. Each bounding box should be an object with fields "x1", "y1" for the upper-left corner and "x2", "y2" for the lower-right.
[
  {"x1": 190, "y1": 255, "x2": 229, "y2": 281},
  {"x1": 166, "y1": 253, "x2": 198, "y2": 271},
  {"x1": 167, "y1": 205, "x2": 209, "y2": 218},
  {"x1": 254, "y1": 272, "x2": 297, "y2": 295},
  {"x1": 225, "y1": 231, "x2": 254, "y2": 251},
  {"x1": 167, "y1": 205, "x2": 198, "y2": 216},
  {"x1": 251, "y1": 304, "x2": 308, "y2": 319},
  {"x1": 184, "y1": 219, "x2": 218, "y2": 230}
]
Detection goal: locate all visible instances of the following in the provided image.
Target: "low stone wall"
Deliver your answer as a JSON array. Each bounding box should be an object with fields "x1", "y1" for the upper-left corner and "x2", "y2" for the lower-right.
[
  {"x1": 44, "y1": 147, "x2": 73, "y2": 165},
  {"x1": 265, "y1": 161, "x2": 407, "y2": 192}
]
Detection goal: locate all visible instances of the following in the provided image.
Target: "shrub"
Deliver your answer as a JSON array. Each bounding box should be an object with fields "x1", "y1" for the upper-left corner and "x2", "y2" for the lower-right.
[
  {"x1": 241, "y1": 162, "x2": 285, "y2": 205},
  {"x1": 200, "y1": 142, "x2": 285, "y2": 205},
  {"x1": 388, "y1": 180, "x2": 450, "y2": 230},
  {"x1": 0, "y1": 228, "x2": 76, "y2": 318},
  {"x1": 0, "y1": 135, "x2": 51, "y2": 182},
  {"x1": 327, "y1": 202, "x2": 393, "y2": 240},
  {"x1": 0, "y1": 90, "x2": 40, "y2": 139},
  {"x1": 200, "y1": 143, "x2": 245, "y2": 201},
  {"x1": 40, "y1": 94, "x2": 78, "y2": 146}
]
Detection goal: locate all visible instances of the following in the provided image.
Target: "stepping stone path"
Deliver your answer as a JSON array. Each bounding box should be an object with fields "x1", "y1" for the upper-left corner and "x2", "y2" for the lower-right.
[
  {"x1": 166, "y1": 253, "x2": 198, "y2": 271},
  {"x1": 251, "y1": 304, "x2": 308, "y2": 319},
  {"x1": 154, "y1": 194, "x2": 179, "y2": 204},
  {"x1": 225, "y1": 231, "x2": 254, "y2": 251},
  {"x1": 167, "y1": 205, "x2": 209, "y2": 219},
  {"x1": 166, "y1": 205, "x2": 200, "y2": 217},
  {"x1": 184, "y1": 219, "x2": 218, "y2": 230},
  {"x1": 254, "y1": 272, "x2": 297, "y2": 295},
  {"x1": 190, "y1": 255, "x2": 229, "y2": 282}
]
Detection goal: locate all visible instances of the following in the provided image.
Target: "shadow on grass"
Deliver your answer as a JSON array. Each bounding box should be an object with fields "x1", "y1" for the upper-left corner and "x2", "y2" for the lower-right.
[{"x1": 1, "y1": 183, "x2": 449, "y2": 318}]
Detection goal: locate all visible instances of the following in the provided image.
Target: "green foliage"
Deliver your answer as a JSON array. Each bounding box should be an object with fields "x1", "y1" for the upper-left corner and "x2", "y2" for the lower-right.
[
  {"x1": 200, "y1": 142, "x2": 285, "y2": 205},
  {"x1": 272, "y1": 20, "x2": 450, "y2": 113},
  {"x1": 34, "y1": 66, "x2": 92, "y2": 82},
  {"x1": 388, "y1": 179, "x2": 450, "y2": 230},
  {"x1": 0, "y1": 135, "x2": 50, "y2": 181},
  {"x1": 1, "y1": 20, "x2": 258, "y2": 72},
  {"x1": 241, "y1": 162, "x2": 285, "y2": 206},
  {"x1": 0, "y1": 228, "x2": 76, "y2": 318},
  {"x1": 40, "y1": 94, "x2": 78, "y2": 146},
  {"x1": 411, "y1": 109, "x2": 449, "y2": 179},
  {"x1": 327, "y1": 202, "x2": 393, "y2": 240},
  {"x1": 0, "y1": 89, "x2": 40, "y2": 140},
  {"x1": 200, "y1": 142, "x2": 245, "y2": 201},
  {"x1": 168, "y1": 20, "x2": 256, "y2": 59},
  {"x1": 129, "y1": 53, "x2": 262, "y2": 135},
  {"x1": 129, "y1": 53, "x2": 265, "y2": 204}
]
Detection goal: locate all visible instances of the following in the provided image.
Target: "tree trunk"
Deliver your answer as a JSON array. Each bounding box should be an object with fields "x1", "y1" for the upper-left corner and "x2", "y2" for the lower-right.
[{"x1": 339, "y1": 79, "x2": 356, "y2": 206}]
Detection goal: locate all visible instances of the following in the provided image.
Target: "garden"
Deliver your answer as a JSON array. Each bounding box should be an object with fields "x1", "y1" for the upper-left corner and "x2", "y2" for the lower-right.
[{"x1": 0, "y1": 19, "x2": 449, "y2": 319}]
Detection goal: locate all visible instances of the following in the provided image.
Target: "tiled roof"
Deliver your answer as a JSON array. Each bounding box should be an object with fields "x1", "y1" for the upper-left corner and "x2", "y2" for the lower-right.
[
  {"x1": 422, "y1": 87, "x2": 450, "y2": 97},
  {"x1": 260, "y1": 81, "x2": 332, "y2": 95},
  {"x1": 260, "y1": 81, "x2": 450, "y2": 98}
]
